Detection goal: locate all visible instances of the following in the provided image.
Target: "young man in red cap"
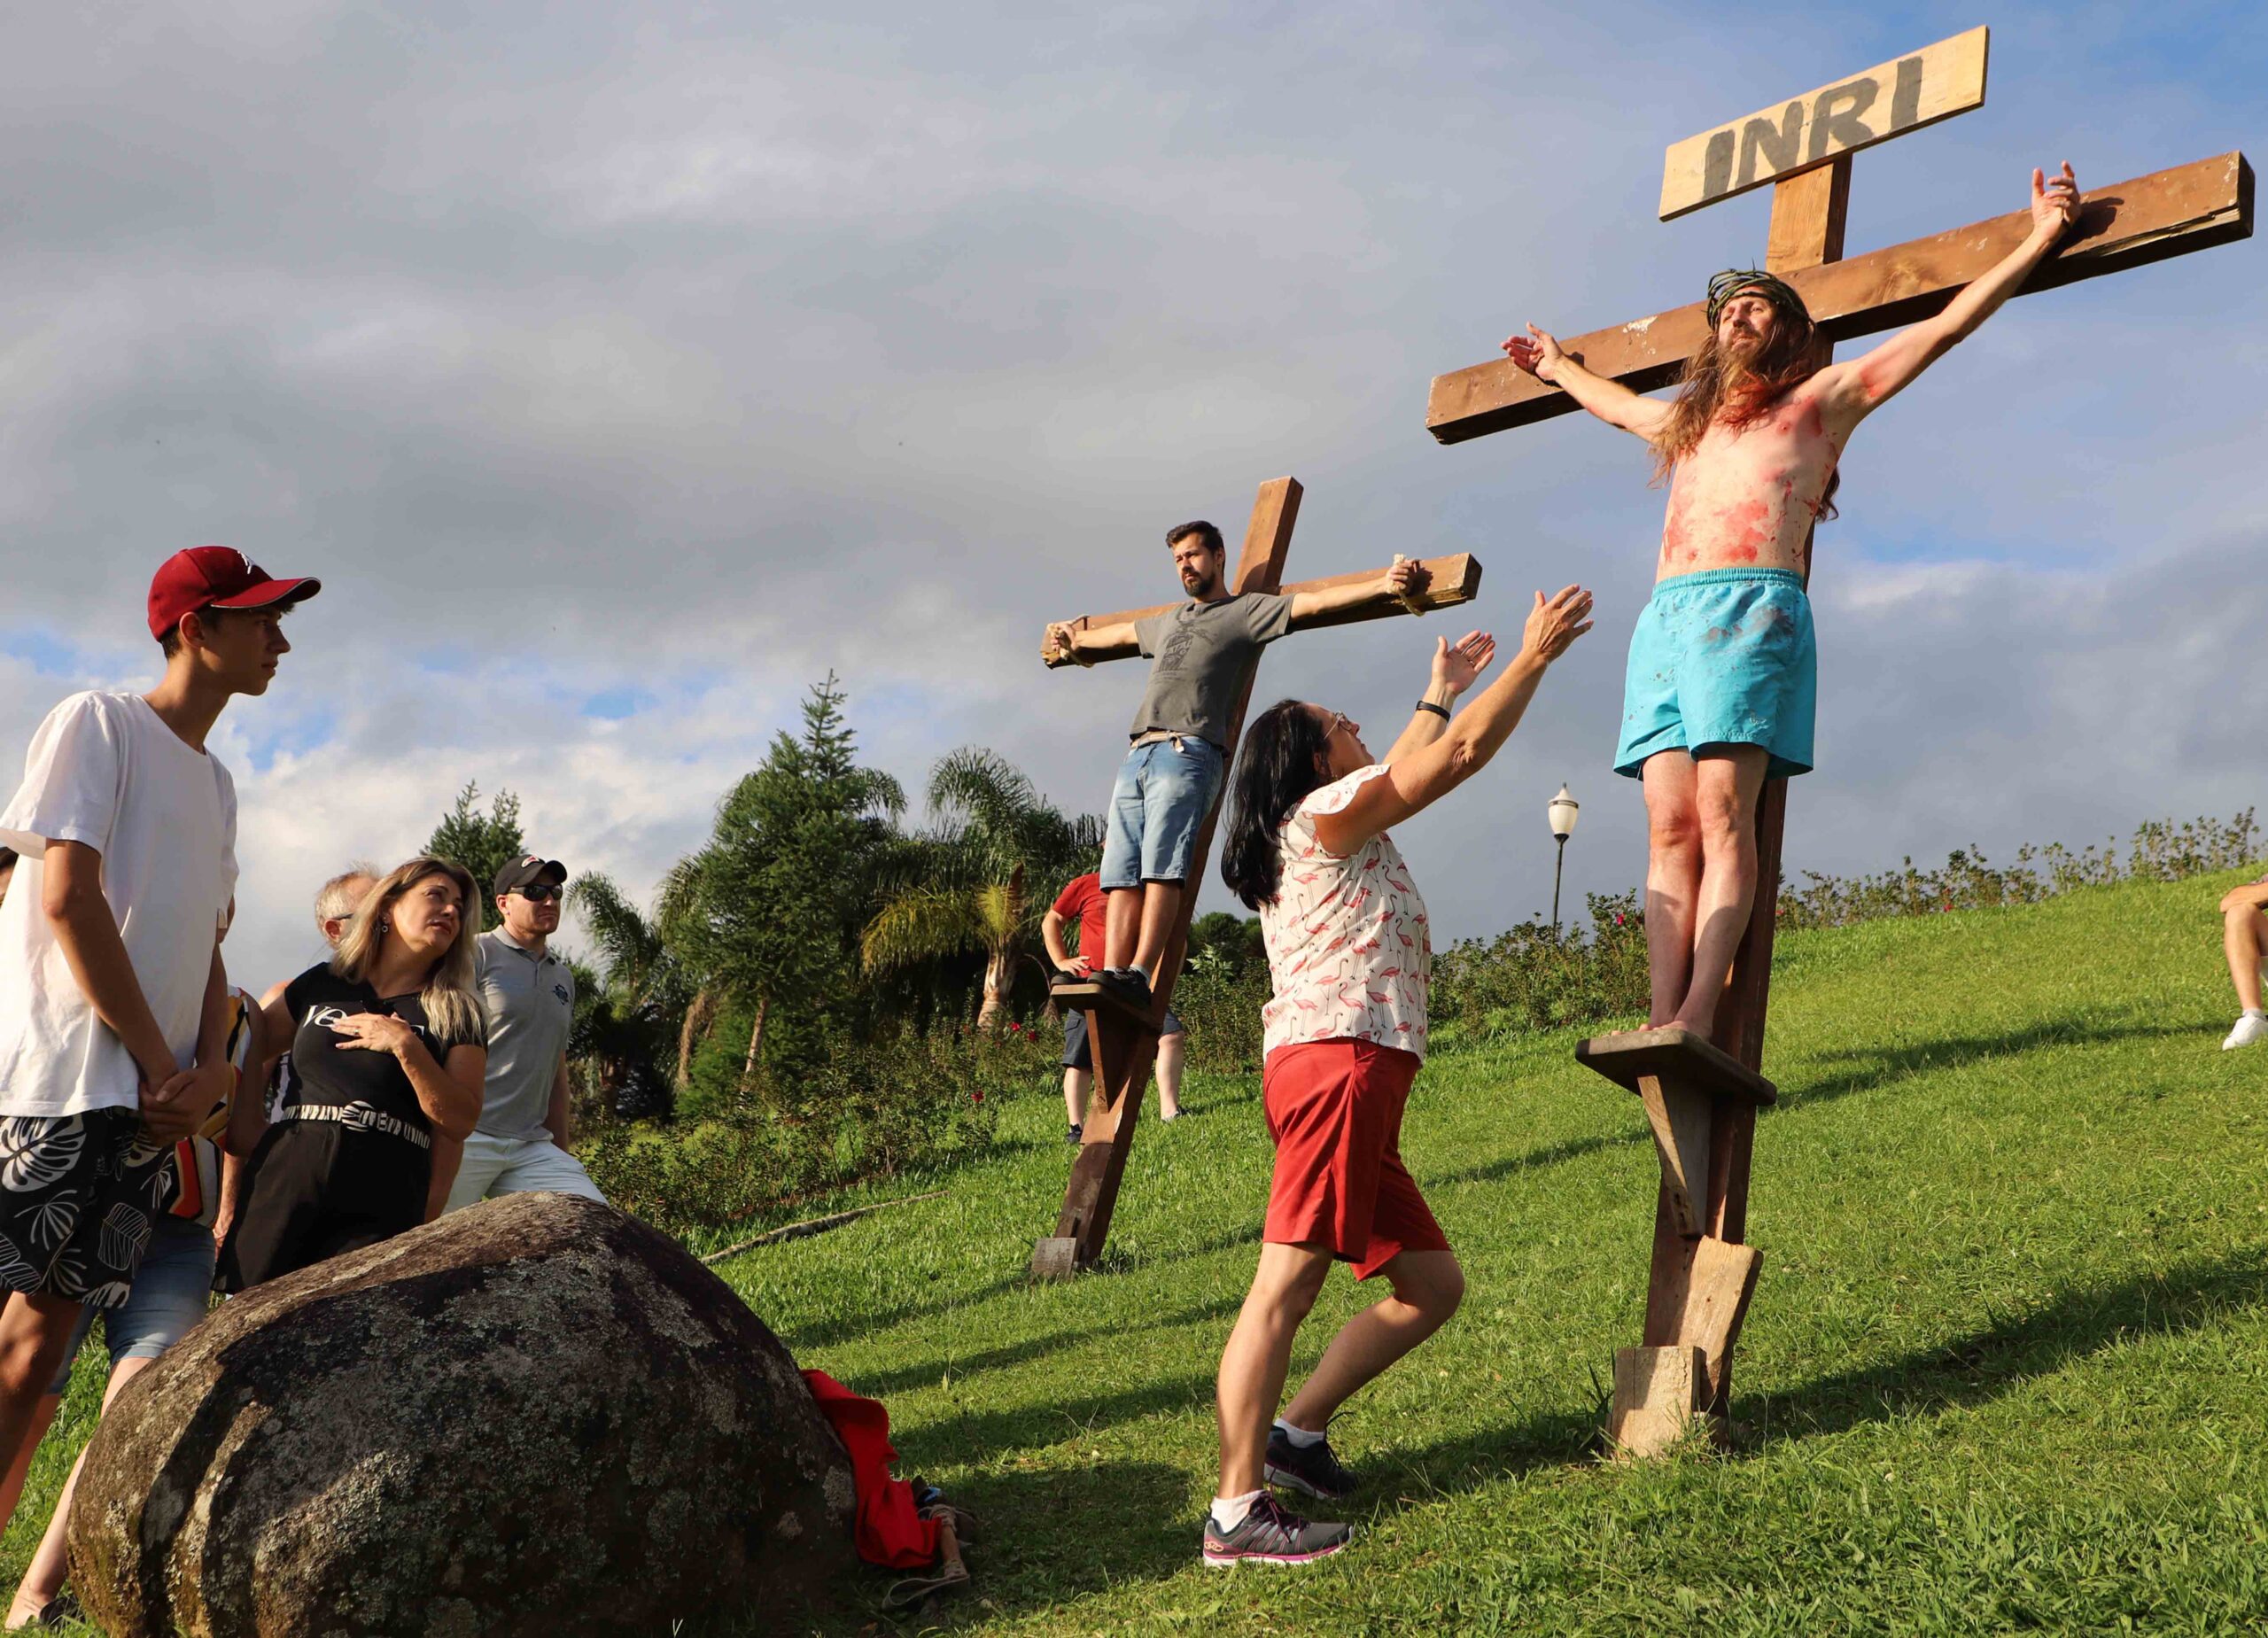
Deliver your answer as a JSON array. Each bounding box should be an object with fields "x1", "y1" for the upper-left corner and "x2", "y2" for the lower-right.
[{"x1": 0, "y1": 546, "x2": 317, "y2": 1479}]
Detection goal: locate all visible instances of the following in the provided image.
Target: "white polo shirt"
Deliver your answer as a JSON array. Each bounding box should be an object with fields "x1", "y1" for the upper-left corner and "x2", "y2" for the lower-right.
[{"x1": 473, "y1": 928, "x2": 574, "y2": 1142}]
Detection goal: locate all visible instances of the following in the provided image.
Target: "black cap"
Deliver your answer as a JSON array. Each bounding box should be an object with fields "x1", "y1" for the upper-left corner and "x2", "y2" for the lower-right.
[{"x1": 493, "y1": 855, "x2": 567, "y2": 896}]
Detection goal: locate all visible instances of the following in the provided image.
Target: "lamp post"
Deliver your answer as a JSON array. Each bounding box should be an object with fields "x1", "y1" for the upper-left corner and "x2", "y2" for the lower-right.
[{"x1": 1548, "y1": 783, "x2": 1580, "y2": 934}]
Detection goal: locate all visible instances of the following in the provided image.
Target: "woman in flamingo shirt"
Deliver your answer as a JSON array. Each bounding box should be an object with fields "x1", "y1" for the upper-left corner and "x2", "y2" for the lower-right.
[{"x1": 1200, "y1": 583, "x2": 1594, "y2": 1568}]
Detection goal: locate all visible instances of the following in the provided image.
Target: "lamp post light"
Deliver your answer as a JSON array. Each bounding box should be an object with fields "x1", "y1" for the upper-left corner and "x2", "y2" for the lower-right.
[{"x1": 1548, "y1": 783, "x2": 1580, "y2": 934}]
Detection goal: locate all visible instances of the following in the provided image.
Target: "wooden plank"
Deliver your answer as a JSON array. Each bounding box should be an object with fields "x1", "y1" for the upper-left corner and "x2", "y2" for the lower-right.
[
  {"x1": 1677, "y1": 1235, "x2": 1763, "y2": 1412},
  {"x1": 1042, "y1": 552, "x2": 1483, "y2": 668},
  {"x1": 1034, "y1": 477, "x2": 1302, "y2": 1277},
  {"x1": 1427, "y1": 151, "x2": 2254, "y2": 444},
  {"x1": 1659, "y1": 27, "x2": 1988, "y2": 221},
  {"x1": 1610, "y1": 1345, "x2": 1705, "y2": 1458},
  {"x1": 1575, "y1": 1025, "x2": 1779, "y2": 1106},
  {"x1": 1635, "y1": 1074, "x2": 1712, "y2": 1238}
]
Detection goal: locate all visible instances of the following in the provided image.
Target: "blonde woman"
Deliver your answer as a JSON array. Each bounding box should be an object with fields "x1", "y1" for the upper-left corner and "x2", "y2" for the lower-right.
[{"x1": 218, "y1": 858, "x2": 487, "y2": 1291}]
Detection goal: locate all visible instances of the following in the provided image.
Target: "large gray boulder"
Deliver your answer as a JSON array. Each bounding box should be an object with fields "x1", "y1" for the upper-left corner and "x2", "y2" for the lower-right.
[{"x1": 67, "y1": 1192, "x2": 858, "y2": 1636}]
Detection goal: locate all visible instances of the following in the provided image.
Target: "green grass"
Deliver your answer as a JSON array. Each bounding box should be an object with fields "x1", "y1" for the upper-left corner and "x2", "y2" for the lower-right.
[{"x1": 12, "y1": 870, "x2": 2266, "y2": 1634}]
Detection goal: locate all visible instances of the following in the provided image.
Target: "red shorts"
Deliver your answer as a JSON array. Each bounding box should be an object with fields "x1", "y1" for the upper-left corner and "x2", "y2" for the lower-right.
[{"x1": 1262, "y1": 1037, "x2": 1449, "y2": 1281}]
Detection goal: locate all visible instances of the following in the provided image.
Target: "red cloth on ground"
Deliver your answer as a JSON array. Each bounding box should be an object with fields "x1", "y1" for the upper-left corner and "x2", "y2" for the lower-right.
[
  {"x1": 1262, "y1": 1036, "x2": 1448, "y2": 1280},
  {"x1": 802, "y1": 1369, "x2": 943, "y2": 1571},
  {"x1": 1051, "y1": 872, "x2": 1106, "y2": 951}
]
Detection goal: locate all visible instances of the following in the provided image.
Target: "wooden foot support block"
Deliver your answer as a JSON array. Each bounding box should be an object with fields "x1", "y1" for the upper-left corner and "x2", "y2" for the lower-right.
[
  {"x1": 1635, "y1": 1073, "x2": 1713, "y2": 1236},
  {"x1": 1575, "y1": 1025, "x2": 1778, "y2": 1106},
  {"x1": 1680, "y1": 1234, "x2": 1763, "y2": 1410},
  {"x1": 1030, "y1": 1237, "x2": 1081, "y2": 1282},
  {"x1": 1610, "y1": 1346, "x2": 1707, "y2": 1457},
  {"x1": 1046, "y1": 980, "x2": 1168, "y2": 1033}
]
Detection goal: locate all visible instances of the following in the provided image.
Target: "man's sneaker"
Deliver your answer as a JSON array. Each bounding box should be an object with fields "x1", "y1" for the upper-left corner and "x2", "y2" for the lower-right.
[
  {"x1": 1049, "y1": 966, "x2": 1090, "y2": 990},
  {"x1": 1066, "y1": 1122, "x2": 1084, "y2": 1145},
  {"x1": 1201, "y1": 1493, "x2": 1352, "y2": 1567},
  {"x1": 2223, "y1": 1013, "x2": 2268, "y2": 1050},
  {"x1": 1264, "y1": 1426, "x2": 1359, "y2": 1502},
  {"x1": 1095, "y1": 966, "x2": 1153, "y2": 1011}
]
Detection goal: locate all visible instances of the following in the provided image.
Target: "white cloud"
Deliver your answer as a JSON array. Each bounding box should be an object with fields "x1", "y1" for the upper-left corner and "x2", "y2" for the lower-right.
[{"x1": 0, "y1": 1, "x2": 2257, "y2": 994}]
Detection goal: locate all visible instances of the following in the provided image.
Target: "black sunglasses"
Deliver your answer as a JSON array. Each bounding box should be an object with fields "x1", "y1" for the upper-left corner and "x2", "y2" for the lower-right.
[{"x1": 515, "y1": 883, "x2": 566, "y2": 903}]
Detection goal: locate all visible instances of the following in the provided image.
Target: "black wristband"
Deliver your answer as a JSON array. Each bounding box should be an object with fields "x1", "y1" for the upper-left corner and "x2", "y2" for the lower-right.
[{"x1": 1415, "y1": 700, "x2": 1450, "y2": 720}]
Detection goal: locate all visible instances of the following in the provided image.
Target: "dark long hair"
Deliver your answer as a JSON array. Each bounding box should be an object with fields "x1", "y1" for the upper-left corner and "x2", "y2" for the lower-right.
[{"x1": 1221, "y1": 700, "x2": 1334, "y2": 911}]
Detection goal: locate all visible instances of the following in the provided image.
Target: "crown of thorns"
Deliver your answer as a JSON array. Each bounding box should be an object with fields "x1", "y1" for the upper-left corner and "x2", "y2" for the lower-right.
[{"x1": 1705, "y1": 269, "x2": 1812, "y2": 330}]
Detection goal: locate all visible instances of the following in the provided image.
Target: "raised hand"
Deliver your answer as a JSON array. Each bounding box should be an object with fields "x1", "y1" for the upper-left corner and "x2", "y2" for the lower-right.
[
  {"x1": 1502, "y1": 324, "x2": 1568, "y2": 382},
  {"x1": 1521, "y1": 585, "x2": 1595, "y2": 661},
  {"x1": 2030, "y1": 161, "x2": 2079, "y2": 243},
  {"x1": 1430, "y1": 630, "x2": 1498, "y2": 697}
]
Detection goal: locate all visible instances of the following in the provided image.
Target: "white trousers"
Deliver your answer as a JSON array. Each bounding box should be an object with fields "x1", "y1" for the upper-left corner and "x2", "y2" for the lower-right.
[{"x1": 444, "y1": 1130, "x2": 605, "y2": 1213}]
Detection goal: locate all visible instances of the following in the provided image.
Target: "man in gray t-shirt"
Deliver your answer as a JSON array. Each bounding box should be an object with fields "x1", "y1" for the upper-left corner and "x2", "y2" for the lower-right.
[
  {"x1": 1046, "y1": 520, "x2": 1421, "y2": 1007},
  {"x1": 438, "y1": 854, "x2": 605, "y2": 1214}
]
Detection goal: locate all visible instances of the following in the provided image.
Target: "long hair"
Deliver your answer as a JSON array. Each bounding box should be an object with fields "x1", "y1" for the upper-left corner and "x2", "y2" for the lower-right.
[
  {"x1": 330, "y1": 856, "x2": 485, "y2": 1046},
  {"x1": 1221, "y1": 700, "x2": 1335, "y2": 911},
  {"x1": 1651, "y1": 313, "x2": 1840, "y2": 520}
]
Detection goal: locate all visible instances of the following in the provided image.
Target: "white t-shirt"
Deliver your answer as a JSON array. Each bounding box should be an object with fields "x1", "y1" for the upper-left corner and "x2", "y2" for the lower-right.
[
  {"x1": 0, "y1": 692, "x2": 238, "y2": 1116},
  {"x1": 1257, "y1": 764, "x2": 1432, "y2": 1062}
]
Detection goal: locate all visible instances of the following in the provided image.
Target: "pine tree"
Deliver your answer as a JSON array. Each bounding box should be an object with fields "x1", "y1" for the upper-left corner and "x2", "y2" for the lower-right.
[
  {"x1": 666, "y1": 676, "x2": 905, "y2": 1091},
  {"x1": 425, "y1": 783, "x2": 526, "y2": 931}
]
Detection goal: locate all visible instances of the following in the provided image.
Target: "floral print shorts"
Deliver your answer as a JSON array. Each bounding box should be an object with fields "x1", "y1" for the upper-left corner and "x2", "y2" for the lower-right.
[{"x1": 0, "y1": 1109, "x2": 180, "y2": 1309}]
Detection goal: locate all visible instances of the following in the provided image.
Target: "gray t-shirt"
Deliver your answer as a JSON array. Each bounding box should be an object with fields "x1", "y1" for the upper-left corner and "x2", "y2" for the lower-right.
[
  {"x1": 1128, "y1": 593, "x2": 1294, "y2": 746},
  {"x1": 474, "y1": 928, "x2": 575, "y2": 1142}
]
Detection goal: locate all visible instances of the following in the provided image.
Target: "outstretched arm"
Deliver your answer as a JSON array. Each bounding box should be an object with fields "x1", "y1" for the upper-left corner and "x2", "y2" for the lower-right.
[
  {"x1": 1314, "y1": 587, "x2": 1593, "y2": 855},
  {"x1": 1503, "y1": 325, "x2": 1672, "y2": 441},
  {"x1": 1044, "y1": 617, "x2": 1138, "y2": 666},
  {"x1": 1287, "y1": 560, "x2": 1425, "y2": 625},
  {"x1": 1382, "y1": 631, "x2": 1496, "y2": 766},
  {"x1": 1816, "y1": 163, "x2": 2080, "y2": 434}
]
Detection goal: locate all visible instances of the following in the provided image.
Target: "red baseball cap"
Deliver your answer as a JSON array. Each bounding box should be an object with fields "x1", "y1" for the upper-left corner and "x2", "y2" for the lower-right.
[{"x1": 147, "y1": 547, "x2": 322, "y2": 642}]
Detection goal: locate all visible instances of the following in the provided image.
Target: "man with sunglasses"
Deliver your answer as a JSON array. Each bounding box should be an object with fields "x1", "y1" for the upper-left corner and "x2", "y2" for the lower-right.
[{"x1": 435, "y1": 855, "x2": 604, "y2": 1216}]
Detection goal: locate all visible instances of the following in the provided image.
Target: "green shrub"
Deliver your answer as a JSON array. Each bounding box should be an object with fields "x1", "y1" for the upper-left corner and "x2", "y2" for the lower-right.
[
  {"x1": 1429, "y1": 890, "x2": 1651, "y2": 1046},
  {"x1": 1170, "y1": 955, "x2": 1271, "y2": 1073},
  {"x1": 578, "y1": 1025, "x2": 1052, "y2": 1235}
]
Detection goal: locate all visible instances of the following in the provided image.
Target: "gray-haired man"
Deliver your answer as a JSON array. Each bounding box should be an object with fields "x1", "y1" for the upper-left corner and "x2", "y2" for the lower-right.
[{"x1": 436, "y1": 854, "x2": 603, "y2": 1215}]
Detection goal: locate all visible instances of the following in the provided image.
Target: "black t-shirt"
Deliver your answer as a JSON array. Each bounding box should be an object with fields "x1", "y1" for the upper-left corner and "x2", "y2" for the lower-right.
[{"x1": 279, "y1": 965, "x2": 485, "y2": 1132}]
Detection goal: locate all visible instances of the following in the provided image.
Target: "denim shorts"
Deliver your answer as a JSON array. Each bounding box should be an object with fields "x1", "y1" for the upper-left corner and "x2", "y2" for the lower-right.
[
  {"x1": 1062, "y1": 1004, "x2": 1184, "y2": 1069},
  {"x1": 48, "y1": 1215, "x2": 216, "y2": 1395},
  {"x1": 1099, "y1": 737, "x2": 1224, "y2": 891}
]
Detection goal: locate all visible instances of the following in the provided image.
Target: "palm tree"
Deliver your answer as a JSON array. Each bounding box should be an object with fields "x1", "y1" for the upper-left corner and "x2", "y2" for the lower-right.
[
  {"x1": 565, "y1": 873, "x2": 695, "y2": 1114},
  {"x1": 862, "y1": 748, "x2": 1100, "y2": 1029}
]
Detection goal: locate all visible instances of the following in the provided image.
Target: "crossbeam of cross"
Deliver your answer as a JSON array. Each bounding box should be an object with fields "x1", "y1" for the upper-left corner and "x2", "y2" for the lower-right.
[
  {"x1": 1422, "y1": 26, "x2": 2251, "y2": 1452},
  {"x1": 1031, "y1": 478, "x2": 1481, "y2": 1277}
]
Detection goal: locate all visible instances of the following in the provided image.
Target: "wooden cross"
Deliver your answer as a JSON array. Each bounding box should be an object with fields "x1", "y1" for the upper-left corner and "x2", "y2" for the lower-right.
[
  {"x1": 1421, "y1": 26, "x2": 2251, "y2": 1452},
  {"x1": 1031, "y1": 477, "x2": 1482, "y2": 1278}
]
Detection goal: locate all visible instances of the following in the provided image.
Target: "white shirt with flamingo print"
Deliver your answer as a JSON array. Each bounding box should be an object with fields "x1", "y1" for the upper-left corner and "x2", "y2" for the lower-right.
[{"x1": 1259, "y1": 764, "x2": 1431, "y2": 1062}]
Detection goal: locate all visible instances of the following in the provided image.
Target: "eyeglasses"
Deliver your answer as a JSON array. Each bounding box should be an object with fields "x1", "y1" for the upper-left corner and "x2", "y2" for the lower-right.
[
  {"x1": 1324, "y1": 711, "x2": 1358, "y2": 740},
  {"x1": 516, "y1": 884, "x2": 566, "y2": 903}
]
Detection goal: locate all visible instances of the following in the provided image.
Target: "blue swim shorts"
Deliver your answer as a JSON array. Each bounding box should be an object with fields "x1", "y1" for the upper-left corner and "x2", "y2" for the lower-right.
[
  {"x1": 1614, "y1": 567, "x2": 1816, "y2": 780},
  {"x1": 1099, "y1": 736, "x2": 1224, "y2": 891}
]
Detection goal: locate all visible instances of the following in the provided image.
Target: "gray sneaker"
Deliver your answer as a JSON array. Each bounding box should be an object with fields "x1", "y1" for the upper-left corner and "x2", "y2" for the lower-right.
[
  {"x1": 1265, "y1": 1425, "x2": 1359, "y2": 1502},
  {"x1": 1200, "y1": 1493, "x2": 1352, "y2": 1567}
]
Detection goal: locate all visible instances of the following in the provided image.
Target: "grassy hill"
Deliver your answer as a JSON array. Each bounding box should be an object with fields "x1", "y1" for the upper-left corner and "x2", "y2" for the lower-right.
[
  {"x1": 734, "y1": 866, "x2": 2268, "y2": 1634},
  {"x1": 9, "y1": 868, "x2": 2264, "y2": 1634}
]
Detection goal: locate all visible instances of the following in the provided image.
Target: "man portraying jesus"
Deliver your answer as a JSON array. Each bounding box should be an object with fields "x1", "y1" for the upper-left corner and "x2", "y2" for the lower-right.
[{"x1": 1502, "y1": 161, "x2": 2082, "y2": 1042}]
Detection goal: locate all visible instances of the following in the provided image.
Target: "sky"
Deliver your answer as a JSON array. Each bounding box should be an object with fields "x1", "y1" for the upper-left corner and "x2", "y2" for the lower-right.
[{"x1": 1, "y1": 1, "x2": 2261, "y2": 987}]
